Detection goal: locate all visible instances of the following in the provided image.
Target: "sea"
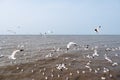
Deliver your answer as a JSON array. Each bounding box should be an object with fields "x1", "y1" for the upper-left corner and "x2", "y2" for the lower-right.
[{"x1": 0, "y1": 35, "x2": 120, "y2": 66}]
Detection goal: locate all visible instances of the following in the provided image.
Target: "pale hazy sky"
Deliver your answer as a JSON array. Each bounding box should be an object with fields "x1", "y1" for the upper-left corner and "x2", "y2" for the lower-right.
[{"x1": 0, "y1": 0, "x2": 120, "y2": 35}]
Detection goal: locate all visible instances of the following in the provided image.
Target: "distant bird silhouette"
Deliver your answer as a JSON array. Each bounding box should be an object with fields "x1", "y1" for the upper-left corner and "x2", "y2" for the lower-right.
[
  {"x1": 7, "y1": 30, "x2": 16, "y2": 34},
  {"x1": 94, "y1": 26, "x2": 101, "y2": 33}
]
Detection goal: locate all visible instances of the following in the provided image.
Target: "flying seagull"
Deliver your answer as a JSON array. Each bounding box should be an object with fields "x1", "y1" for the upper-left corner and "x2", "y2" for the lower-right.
[
  {"x1": 94, "y1": 26, "x2": 101, "y2": 33},
  {"x1": 67, "y1": 42, "x2": 77, "y2": 50},
  {"x1": 9, "y1": 49, "x2": 24, "y2": 60}
]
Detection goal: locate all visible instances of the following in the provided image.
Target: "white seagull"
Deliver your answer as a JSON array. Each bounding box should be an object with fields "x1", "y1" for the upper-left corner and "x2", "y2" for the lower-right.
[
  {"x1": 56, "y1": 63, "x2": 68, "y2": 71},
  {"x1": 92, "y1": 49, "x2": 99, "y2": 57},
  {"x1": 104, "y1": 54, "x2": 112, "y2": 63},
  {"x1": 0, "y1": 55, "x2": 4, "y2": 58},
  {"x1": 67, "y1": 42, "x2": 77, "y2": 50},
  {"x1": 9, "y1": 49, "x2": 24, "y2": 60}
]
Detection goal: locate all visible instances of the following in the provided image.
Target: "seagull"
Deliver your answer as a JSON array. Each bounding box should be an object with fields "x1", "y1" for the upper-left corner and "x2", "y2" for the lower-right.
[
  {"x1": 105, "y1": 48, "x2": 111, "y2": 52},
  {"x1": 92, "y1": 49, "x2": 99, "y2": 57},
  {"x1": 103, "y1": 67, "x2": 109, "y2": 73},
  {"x1": 112, "y1": 62, "x2": 118, "y2": 66},
  {"x1": 9, "y1": 49, "x2": 24, "y2": 60},
  {"x1": 45, "y1": 53, "x2": 53, "y2": 58},
  {"x1": 67, "y1": 42, "x2": 77, "y2": 50},
  {"x1": 0, "y1": 54, "x2": 4, "y2": 58},
  {"x1": 104, "y1": 54, "x2": 112, "y2": 63},
  {"x1": 101, "y1": 77, "x2": 106, "y2": 80},
  {"x1": 86, "y1": 54, "x2": 93, "y2": 59},
  {"x1": 94, "y1": 26, "x2": 101, "y2": 33},
  {"x1": 7, "y1": 30, "x2": 16, "y2": 34},
  {"x1": 56, "y1": 63, "x2": 68, "y2": 71}
]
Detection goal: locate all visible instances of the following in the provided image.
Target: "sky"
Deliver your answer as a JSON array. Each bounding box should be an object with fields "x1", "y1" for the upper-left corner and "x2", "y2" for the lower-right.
[{"x1": 0, "y1": 0, "x2": 120, "y2": 35}]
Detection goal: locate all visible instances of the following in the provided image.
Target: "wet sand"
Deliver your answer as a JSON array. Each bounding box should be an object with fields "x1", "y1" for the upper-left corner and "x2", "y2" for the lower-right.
[{"x1": 0, "y1": 49, "x2": 120, "y2": 80}]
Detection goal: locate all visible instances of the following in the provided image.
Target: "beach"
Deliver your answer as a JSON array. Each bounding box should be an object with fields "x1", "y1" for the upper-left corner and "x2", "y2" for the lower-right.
[{"x1": 0, "y1": 35, "x2": 120, "y2": 80}]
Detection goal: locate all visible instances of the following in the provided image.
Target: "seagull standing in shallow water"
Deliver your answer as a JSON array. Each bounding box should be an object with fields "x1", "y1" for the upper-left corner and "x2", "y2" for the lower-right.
[
  {"x1": 93, "y1": 49, "x2": 99, "y2": 57},
  {"x1": 9, "y1": 49, "x2": 24, "y2": 60}
]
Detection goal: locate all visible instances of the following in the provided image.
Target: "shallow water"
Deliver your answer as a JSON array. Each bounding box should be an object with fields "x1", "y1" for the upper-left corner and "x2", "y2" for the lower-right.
[{"x1": 0, "y1": 35, "x2": 120, "y2": 66}]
